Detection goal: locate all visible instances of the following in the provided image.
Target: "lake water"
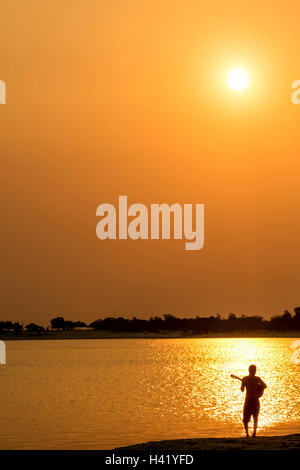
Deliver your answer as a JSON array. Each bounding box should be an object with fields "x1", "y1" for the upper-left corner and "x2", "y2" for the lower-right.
[{"x1": 0, "y1": 338, "x2": 299, "y2": 449}]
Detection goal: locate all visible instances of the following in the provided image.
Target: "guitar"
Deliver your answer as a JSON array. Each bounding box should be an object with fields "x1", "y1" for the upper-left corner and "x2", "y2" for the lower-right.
[
  {"x1": 231, "y1": 374, "x2": 242, "y2": 382},
  {"x1": 230, "y1": 374, "x2": 265, "y2": 397}
]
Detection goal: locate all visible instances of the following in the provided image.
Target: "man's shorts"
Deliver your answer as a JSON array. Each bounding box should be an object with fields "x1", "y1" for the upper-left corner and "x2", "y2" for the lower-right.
[{"x1": 243, "y1": 397, "x2": 260, "y2": 423}]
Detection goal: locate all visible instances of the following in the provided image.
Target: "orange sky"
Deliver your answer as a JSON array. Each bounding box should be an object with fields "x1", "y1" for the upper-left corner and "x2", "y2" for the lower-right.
[{"x1": 1, "y1": 1, "x2": 300, "y2": 324}]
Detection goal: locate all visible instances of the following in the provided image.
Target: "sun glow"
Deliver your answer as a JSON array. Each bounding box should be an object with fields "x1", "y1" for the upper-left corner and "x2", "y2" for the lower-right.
[{"x1": 227, "y1": 68, "x2": 249, "y2": 91}]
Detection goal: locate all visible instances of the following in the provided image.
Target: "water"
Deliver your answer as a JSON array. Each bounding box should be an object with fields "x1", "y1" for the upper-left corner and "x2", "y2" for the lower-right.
[{"x1": 0, "y1": 338, "x2": 299, "y2": 449}]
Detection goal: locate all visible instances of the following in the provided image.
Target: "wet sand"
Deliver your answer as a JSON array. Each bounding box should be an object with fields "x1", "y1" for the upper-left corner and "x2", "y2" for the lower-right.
[{"x1": 116, "y1": 434, "x2": 300, "y2": 451}]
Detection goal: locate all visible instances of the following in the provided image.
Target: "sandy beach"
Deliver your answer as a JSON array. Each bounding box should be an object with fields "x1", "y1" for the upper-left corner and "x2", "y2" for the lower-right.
[{"x1": 116, "y1": 434, "x2": 300, "y2": 451}]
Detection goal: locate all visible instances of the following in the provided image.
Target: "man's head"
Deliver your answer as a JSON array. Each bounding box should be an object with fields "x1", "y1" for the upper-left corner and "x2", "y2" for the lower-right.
[{"x1": 249, "y1": 364, "x2": 256, "y2": 376}]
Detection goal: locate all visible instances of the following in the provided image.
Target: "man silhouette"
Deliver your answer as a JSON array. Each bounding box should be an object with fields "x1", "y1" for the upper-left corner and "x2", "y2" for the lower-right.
[{"x1": 241, "y1": 365, "x2": 267, "y2": 437}]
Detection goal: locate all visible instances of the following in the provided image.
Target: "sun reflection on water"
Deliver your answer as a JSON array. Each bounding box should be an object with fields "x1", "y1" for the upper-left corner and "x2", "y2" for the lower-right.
[
  {"x1": 0, "y1": 338, "x2": 299, "y2": 448},
  {"x1": 144, "y1": 338, "x2": 300, "y2": 436}
]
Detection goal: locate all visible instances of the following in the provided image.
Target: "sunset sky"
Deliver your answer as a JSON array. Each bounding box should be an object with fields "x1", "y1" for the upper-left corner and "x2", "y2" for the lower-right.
[{"x1": 1, "y1": 1, "x2": 300, "y2": 324}]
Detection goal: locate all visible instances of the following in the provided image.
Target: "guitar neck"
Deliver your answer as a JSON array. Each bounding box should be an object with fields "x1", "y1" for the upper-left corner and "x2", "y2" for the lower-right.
[{"x1": 231, "y1": 374, "x2": 242, "y2": 382}]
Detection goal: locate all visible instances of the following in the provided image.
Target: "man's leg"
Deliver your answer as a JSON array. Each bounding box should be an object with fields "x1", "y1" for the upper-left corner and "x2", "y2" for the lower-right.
[
  {"x1": 252, "y1": 414, "x2": 258, "y2": 437},
  {"x1": 243, "y1": 402, "x2": 250, "y2": 437},
  {"x1": 243, "y1": 419, "x2": 249, "y2": 437},
  {"x1": 252, "y1": 401, "x2": 260, "y2": 437}
]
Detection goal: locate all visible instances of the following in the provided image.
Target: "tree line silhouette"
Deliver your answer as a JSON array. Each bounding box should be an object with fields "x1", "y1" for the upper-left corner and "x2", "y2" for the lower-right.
[{"x1": 1, "y1": 308, "x2": 300, "y2": 335}]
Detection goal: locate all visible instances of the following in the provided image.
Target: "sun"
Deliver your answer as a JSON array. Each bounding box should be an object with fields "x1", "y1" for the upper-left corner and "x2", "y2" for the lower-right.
[{"x1": 227, "y1": 68, "x2": 249, "y2": 91}]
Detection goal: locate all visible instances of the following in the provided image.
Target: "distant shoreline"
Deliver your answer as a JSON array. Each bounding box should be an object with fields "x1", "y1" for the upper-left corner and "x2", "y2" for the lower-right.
[
  {"x1": 115, "y1": 434, "x2": 300, "y2": 451},
  {"x1": 0, "y1": 330, "x2": 299, "y2": 341}
]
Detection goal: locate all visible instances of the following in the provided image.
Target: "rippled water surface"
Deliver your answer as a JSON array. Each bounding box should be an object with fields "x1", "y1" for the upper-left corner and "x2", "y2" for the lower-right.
[{"x1": 0, "y1": 338, "x2": 299, "y2": 449}]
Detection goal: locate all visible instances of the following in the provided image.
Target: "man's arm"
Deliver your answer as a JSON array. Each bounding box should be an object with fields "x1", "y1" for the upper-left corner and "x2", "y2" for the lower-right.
[
  {"x1": 241, "y1": 377, "x2": 246, "y2": 392},
  {"x1": 258, "y1": 377, "x2": 267, "y2": 389}
]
